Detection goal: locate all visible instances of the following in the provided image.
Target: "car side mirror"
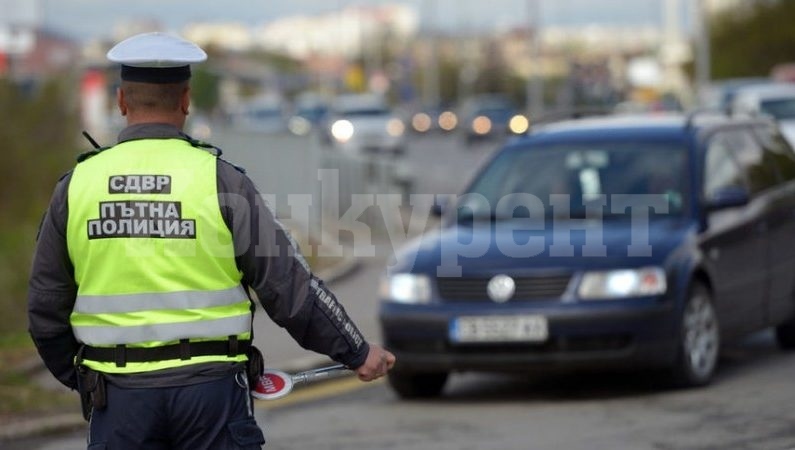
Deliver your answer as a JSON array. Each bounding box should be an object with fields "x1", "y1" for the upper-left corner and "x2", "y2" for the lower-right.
[{"x1": 705, "y1": 185, "x2": 750, "y2": 211}]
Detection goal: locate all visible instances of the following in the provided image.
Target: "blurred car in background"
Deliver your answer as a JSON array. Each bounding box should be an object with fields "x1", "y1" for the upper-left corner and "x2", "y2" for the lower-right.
[
  {"x1": 228, "y1": 94, "x2": 289, "y2": 134},
  {"x1": 186, "y1": 113, "x2": 213, "y2": 141},
  {"x1": 408, "y1": 103, "x2": 459, "y2": 134},
  {"x1": 379, "y1": 112, "x2": 795, "y2": 399},
  {"x1": 698, "y1": 77, "x2": 772, "y2": 114},
  {"x1": 732, "y1": 82, "x2": 795, "y2": 145},
  {"x1": 288, "y1": 92, "x2": 329, "y2": 136},
  {"x1": 326, "y1": 93, "x2": 406, "y2": 156},
  {"x1": 459, "y1": 94, "x2": 528, "y2": 144}
]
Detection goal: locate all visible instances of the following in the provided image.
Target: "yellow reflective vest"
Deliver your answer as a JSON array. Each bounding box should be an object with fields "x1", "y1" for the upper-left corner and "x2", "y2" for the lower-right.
[{"x1": 66, "y1": 138, "x2": 251, "y2": 373}]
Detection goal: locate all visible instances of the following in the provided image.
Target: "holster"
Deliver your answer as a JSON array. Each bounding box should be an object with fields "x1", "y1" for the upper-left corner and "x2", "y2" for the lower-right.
[
  {"x1": 246, "y1": 345, "x2": 264, "y2": 388},
  {"x1": 75, "y1": 365, "x2": 107, "y2": 422}
]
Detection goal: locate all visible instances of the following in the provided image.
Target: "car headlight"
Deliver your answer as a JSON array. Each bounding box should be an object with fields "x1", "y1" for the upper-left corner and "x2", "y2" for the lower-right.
[
  {"x1": 509, "y1": 114, "x2": 529, "y2": 134},
  {"x1": 386, "y1": 118, "x2": 405, "y2": 137},
  {"x1": 331, "y1": 119, "x2": 354, "y2": 143},
  {"x1": 472, "y1": 115, "x2": 492, "y2": 135},
  {"x1": 578, "y1": 267, "x2": 666, "y2": 300},
  {"x1": 438, "y1": 111, "x2": 458, "y2": 131},
  {"x1": 412, "y1": 113, "x2": 432, "y2": 132},
  {"x1": 379, "y1": 274, "x2": 431, "y2": 304},
  {"x1": 288, "y1": 116, "x2": 312, "y2": 136}
]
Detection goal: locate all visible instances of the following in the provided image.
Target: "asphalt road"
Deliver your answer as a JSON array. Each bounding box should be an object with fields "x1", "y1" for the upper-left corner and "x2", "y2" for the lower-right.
[
  {"x1": 246, "y1": 131, "x2": 499, "y2": 370},
  {"x1": 16, "y1": 330, "x2": 795, "y2": 450},
  {"x1": 257, "y1": 329, "x2": 795, "y2": 450},
  {"x1": 15, "y1": 132, "x2": 795, "y2": 449}
]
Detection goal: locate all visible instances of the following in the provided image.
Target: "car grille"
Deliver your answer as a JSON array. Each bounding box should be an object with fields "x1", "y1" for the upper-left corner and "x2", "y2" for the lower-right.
[{"x1": 436, "y1": 275, "x2": 571, "y2": 302}]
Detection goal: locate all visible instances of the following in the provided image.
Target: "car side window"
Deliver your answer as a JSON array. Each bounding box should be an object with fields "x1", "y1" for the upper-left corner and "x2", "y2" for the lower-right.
[
  {"x1": 723, "y1": 128, "x2": 781, "y2": 193},
  {"x1": 703, "y1": 132, "x2": 746, "y2": 199},
  {"x1": 752, "y1": 124, "x2": 795, "y2": 181}
]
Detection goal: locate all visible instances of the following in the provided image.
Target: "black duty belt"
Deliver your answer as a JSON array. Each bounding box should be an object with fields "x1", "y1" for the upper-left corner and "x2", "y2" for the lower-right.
[{"x1": 81, "y1": 337, "x2": 251, "y2": 368}]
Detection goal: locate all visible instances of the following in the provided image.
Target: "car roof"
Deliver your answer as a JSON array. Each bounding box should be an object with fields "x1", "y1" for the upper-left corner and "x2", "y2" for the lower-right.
[
  {"x1": 461, "y1": 94, "x2": 514, "y2": 109},
  {"x1": 518, "y1": 113, "x2": 758, "y2": 145},
  {"x1": 733, "y1": 83, "x2": 795, "y2": 100},
  {"x1": 332, "y1": 93, "x2": 388, "y2": 111},
  {"x1": 700, "y1": 77, "x2": 773, "y2": 109}
]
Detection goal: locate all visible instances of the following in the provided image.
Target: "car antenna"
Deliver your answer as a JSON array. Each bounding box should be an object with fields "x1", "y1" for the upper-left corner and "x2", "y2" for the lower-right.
[{"x1": 82, "y1": 130, "x2": 102, "y2": 149}]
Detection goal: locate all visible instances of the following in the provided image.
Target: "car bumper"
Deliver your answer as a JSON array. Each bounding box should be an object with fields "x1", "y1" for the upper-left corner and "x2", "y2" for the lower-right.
[{"x1": 379, "y1": 297, "x2": 679, "y2": 373}]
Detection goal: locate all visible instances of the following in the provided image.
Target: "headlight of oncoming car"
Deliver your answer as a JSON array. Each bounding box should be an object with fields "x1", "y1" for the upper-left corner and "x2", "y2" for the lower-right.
[
  {"x1": 438, "y1": 111, "x2": 458, "y2": 131},
  {"x1": 412, "y1": 113, "x2": 432, "y2": 133},
  {"x1": 578, "y1": 267, "x2": 666, "y2": 300},
  {"x1": 386, "y1": 118, "x2": 405, "y2": 137},
  {"x1": 331, "y1": 119, "x2": 354, "y2": 143},
  {"x1": 379, "y1": 274, "x2": 431, "y2": 304},
  {"x1": 509, "y1": 114, "x2": 529, "y2": 134},
  {"x1": 472, "y1": 115, "x2": 492, "y2": 135}
]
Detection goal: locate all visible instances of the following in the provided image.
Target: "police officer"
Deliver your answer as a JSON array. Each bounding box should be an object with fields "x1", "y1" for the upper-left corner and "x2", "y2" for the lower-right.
[{"x1": 27, "y1": 32, "x2": 395, "y2": 449}]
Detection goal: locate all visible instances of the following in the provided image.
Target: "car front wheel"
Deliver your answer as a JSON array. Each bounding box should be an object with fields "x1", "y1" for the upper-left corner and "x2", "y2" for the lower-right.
[
  {"x1": 669, "y1": 284, "x2": 720, "y2": 387},
  {"x1": 387, "y1": 371, "x2": 448, "y2": 399}
]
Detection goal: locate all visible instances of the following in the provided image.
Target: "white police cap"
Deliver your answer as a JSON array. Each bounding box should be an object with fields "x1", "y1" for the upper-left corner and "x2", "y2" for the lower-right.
[{"x1": 107, "y1": 32, "x2": 207, "y2": 83}]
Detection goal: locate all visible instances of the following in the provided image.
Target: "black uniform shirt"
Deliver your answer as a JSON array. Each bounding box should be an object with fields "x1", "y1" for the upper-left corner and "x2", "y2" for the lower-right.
[{"x1": 27, "y1": 123, "x2": 369, "y2": 389}]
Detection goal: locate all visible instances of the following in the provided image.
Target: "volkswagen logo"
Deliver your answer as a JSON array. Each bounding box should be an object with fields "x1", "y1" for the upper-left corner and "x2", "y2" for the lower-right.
[{"x1": 487, "y1": 275, "x2": 515, "y2": 303}]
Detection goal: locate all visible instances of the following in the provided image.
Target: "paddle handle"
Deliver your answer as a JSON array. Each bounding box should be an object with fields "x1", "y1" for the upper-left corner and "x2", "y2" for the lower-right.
[{"x1": 291, "y1": 364, "x2": 348, "y2": 385}]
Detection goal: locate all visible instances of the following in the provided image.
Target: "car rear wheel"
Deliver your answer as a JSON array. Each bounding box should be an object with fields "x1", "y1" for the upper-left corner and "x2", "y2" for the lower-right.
[
  {"x1": 387, "y1": 371, "x2": 448, "y2": 399},
  {"x1": 775, "y1": 315, "x2": 795, "y2": 349},
  {"x1": 669, "y1": 284, "x2": 720, "y2": 387}
]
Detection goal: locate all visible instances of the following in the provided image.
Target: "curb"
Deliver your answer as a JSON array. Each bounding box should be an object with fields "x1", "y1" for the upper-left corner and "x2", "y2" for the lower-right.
[
  {"x1": 0, "y1": 413, "x2": 85, "y2": 442},
  {"x1": 0, "y1": 241, "x2": 361, "y2": 443}
]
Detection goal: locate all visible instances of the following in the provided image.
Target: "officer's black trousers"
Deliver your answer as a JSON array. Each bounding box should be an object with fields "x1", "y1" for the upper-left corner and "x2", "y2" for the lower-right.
[{"x1": 87, "y1": 371, "x2": 265, "y2": 449}]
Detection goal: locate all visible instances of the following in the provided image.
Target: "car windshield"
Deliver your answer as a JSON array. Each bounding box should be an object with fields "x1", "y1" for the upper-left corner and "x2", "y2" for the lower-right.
[
  {"x1": 458, "y1": 142, "x2": 688, "y2": 221},
  {"x1": 477, "y1": 106, "x2": 514, "y2": 118},
  {"x1": 250, "y1": 108, "x2": 282, "y2": 119},
  {"x1": 760, "y1": 98, "x2": 795, "y2": 120},
  {"x1": 297, "y1": 106, "x2": 327, "y2": 120},
  {"x1": 338, "y1": 107, "x2": 390, "y2": 117}
]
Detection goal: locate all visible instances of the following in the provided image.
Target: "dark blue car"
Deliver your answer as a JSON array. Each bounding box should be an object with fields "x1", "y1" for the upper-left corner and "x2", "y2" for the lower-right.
[{"x1": 378, "y1": 113, "x2": 795, "y2": 398}]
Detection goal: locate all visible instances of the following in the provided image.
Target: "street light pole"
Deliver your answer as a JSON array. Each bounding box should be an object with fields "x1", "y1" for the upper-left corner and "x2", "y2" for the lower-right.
[
  {"x1": 424, "y1": 0, "x2": 440, "y2": 107},
  {"x1": 526, "y1": 0, "x2": 544, "y2": 117},
  {"x1": 691, "y1": 0, "x2": 711, "y2": 98}
]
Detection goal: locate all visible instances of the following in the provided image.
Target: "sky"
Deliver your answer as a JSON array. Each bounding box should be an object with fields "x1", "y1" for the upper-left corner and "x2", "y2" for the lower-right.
[{"x1": 15, "y1": 0, "x2": 682, "y2": 42}]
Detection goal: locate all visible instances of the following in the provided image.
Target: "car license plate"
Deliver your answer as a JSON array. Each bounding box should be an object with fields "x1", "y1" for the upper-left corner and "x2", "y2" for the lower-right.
[{"x1": 450, "y1": 315, "x2": 548, "y2": 343}]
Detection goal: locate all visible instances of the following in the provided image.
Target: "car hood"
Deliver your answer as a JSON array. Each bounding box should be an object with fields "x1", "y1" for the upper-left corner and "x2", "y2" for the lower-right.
[
  {"x1": 391, "y1": 218, "x2": 694, "y2": 276},
  {"x1": 778, "y1": 119, "x2": 795, "y2": 147}
]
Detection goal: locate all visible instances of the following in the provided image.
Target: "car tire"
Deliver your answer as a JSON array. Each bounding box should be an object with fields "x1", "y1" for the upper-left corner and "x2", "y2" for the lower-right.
[
  {"x1": 669, "y1": 283, "x2": 720, "y2": 388},
  {"x1": 387, "y1": 371, "x2": 448, "y2": 399},
  {"x1": 774, "y1": 315, "x2": 795, "y2": 349}
]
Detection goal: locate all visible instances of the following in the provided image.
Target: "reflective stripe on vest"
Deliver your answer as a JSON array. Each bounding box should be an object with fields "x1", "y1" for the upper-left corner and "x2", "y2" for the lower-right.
[
  {"x1": 74, "y1": 286, "x2": 248, "y2": 314},
  {"x1": 66, "y1": 138, "x2": 250, "y2": 373},
  {"x1": 72, "y1": 308, "x2": 251, "y2": 345}
]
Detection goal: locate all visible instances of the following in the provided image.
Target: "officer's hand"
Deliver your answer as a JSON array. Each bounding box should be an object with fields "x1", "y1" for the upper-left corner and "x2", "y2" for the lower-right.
[{"x1": 355, "y1": 344, "x2": 396, "y2": 382}]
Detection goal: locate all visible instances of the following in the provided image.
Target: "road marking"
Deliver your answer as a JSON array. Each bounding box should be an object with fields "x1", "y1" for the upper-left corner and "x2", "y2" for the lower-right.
[{"x1": 254, "y1": 375, "x2": 384, "y2": 410}]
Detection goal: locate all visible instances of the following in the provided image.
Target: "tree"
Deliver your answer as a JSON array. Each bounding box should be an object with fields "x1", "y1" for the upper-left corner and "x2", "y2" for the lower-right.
[
  {"x1": 190, "y1": 68, "x2": 220, "y2": 114},
  {"x1": 710, "y1": 0, "x2": 795, "y2": 79},
  {"x1": 0, "y1": 78, "x2": 78, "y2": 335}
]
